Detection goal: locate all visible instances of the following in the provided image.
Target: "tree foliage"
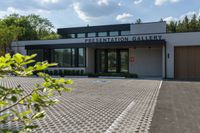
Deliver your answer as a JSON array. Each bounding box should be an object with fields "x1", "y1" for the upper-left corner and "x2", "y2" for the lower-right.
[
  {"x1": 0, "y1": 53, "x2": 73, "y2": 132},
  {"x1": 0, "y1": 14, "x2": 60, "y2": 56},
  {"x1": 167, "y1": 14, "x2": 200, "y2": 33}
]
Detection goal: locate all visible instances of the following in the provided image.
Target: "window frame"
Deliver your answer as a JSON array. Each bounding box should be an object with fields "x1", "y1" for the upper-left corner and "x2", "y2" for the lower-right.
[
  {"x1": 109, "y1": 31, "x2": 119, "y2": 36},
  {"x1": 51, "y1": 48, "x2": 86, "y2": 68},
  {"x1": 121, "y1": 30, "x2": 130, "y2": 36},
  {"x1": 98, "y1": 32, "x2": 108, "y2": 37},
  {"x1": 77, "y1": 33, "x2": 86, "y2": 38},
  {"x1": 87, "y1": 32, "x2": 96, "y2": 38}
]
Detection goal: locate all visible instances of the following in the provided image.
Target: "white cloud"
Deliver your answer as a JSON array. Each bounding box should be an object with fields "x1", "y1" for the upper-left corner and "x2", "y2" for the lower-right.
[
  {"x1": 180, "y1": 11, "x2": 197, "y2": 20},
  {"x1": 116, "y1": 13, "x2": 133, "y2": 22},
  {"x1": 72, "y1": 0, "x2": 120, "y2": 22},
  {"x1": 36, "y1": 0, "x2": 59, "y2": 4},
  {"x1": 97, "y1": 0, "x2": 109, "y2": 6},
  {"x1": 155, "y1": 0, "x2": 180, "y2": 6},
  {"x1": 73, "y1": 3, "x2": 94, "y2": 22},
  {"x1": 134, "y1": 0, "x2": 143, "y2": 4},
  {"x1": 163, "y1": 16, "x2": 177, "y2": 23},
  {"x1": 0, "y1": 7, "x2": 50, "y2": 19}
]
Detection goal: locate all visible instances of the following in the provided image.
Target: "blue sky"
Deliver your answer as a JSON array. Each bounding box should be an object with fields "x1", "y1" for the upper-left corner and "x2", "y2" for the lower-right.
[{"x1": 0, "y1": 0, "x2": 199, "y2": 29}]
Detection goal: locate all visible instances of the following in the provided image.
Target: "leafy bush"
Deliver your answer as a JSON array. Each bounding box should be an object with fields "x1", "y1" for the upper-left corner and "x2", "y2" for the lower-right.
[
  {"x1": 80, "y1": 70, "x2": 84, "y2": 75},
  {"x1": 0, "y1": 53, "x2": 73, "y2": 132},
  {"x1": 44, "y1": 69, "x2": 49, "y2": 74},
  {"x1": 64, "y1": 70, "x2": 68, "y2": 76},
  {"x1": 87, "y1": 73, "x2": 98, "y2": 77},
  {"x1": 59, "y1": 69, "x2": 64, "y2": 77},
  {"x1": 49, "y1": 70, "x2": 53, "y2": 75},
  {"x1": 53, "y1": 69, "x2": 58, "y2": 76},
  {"x1": 86, "y1": 73, "x2": 138, "y2": 78}
]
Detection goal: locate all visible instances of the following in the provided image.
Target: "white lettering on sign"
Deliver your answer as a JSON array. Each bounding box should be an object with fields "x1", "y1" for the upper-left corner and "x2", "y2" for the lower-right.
[{"x1": 85, "y1": 35, "x2": 163, "y2": 43}]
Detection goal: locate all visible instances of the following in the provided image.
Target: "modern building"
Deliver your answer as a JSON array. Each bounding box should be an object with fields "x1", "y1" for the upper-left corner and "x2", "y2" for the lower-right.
[{"x1": 12, "y1": 21, "x2": 200, "y2": 80}]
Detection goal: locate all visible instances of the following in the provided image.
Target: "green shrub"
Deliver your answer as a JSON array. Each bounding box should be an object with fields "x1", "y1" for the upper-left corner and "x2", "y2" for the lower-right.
[
  {"x1": 75, "y1": 70, "x2": 80, "y2": 75},
  {"x1": 53, "y1": 69, "x2": 58, "y2": 76},
  {"x1": 49, "y1": 70, "x2": 53, "y2": 75},
  {"x1": 59, "y1": 69, "x2": 64, "y2": 77},
  {"x1": 125, "y1": 73, "x2": 138, "y2": 78},
  {"x1": 87, "y1": 73, "x2": 98, "y2": 77},
  {"x1": 64, "y1": 70, "x2": 68, "y2": 76},
  {"x1": 80, "y1": 70, "x2": 84, "y2": 75},
  {"x1": 44, "y1": 69, "x2": 49, "y2": 74}
]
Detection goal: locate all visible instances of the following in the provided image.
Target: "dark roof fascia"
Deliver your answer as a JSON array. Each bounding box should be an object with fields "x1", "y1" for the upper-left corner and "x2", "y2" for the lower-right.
[
  {"x1": 25, "y1": 40, "x2": 166, "y2": 49},
  {"x1": 57, "y1": 24, "x2": 130, "y2": 35}
]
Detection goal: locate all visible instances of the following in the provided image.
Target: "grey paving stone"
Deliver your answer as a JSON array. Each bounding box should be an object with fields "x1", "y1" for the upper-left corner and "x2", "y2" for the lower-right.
[{"x1": 0, "y1": 77, "x2": 161, "y2": 133}]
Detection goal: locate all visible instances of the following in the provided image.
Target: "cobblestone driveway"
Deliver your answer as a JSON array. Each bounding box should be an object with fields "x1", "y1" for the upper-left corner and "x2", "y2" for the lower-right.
[{"x1": 0, "y1": 77, "x2": 162, "y2": 133}]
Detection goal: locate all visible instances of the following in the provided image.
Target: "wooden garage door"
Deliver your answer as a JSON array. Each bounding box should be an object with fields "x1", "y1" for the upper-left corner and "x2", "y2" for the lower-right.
[{"x1": 175, "y1": 46, "x2": 200, "y2": 80}]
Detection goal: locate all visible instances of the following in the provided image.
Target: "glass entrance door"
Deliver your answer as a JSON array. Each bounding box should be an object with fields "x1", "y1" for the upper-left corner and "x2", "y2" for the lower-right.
[
  {"x1": 96, "y1": 50, "x2": 106, "y2": 73},
  {"x1": 96, "y1": 49, "x2": 129, "y2": 73},
  {"x1": 120, "y1": 50, "x2": 129, "y2": 73},
  {"x1": 108, "y1": 50, "x2": 117, "y2": 73}
]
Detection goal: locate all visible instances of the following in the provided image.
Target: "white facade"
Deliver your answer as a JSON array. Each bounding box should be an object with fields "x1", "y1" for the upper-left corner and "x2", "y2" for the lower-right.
[{"x1": 11, "y1": 22, "x2": 200, "y2": 79}]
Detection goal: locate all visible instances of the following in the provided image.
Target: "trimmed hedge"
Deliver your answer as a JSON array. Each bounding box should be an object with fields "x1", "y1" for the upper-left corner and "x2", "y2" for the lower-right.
[
  {"x1": 86, "y1": 73, "x2": 138, "y2": 78},
  {"x1": 44, "y1": 69, "x2": 138, "y2": 78}
]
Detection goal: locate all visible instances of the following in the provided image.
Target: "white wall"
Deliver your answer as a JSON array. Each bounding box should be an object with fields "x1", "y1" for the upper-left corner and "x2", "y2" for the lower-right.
[
  {"x1": 130, "y1": 22, "x2": 166, "y2": 35},
  {"x1": 129, "y1": 47, "x2": 163, "y2": 77}
]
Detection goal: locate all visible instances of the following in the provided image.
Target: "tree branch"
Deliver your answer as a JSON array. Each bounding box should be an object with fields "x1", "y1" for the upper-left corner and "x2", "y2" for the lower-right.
[{"x1": 0, "y1": 89, "x2": 35, "y2": 113}]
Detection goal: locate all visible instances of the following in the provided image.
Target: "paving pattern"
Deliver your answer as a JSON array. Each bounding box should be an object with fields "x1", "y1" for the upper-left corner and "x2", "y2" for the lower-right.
[{"x1": 0, "y1": 77, "x2": 161, "y2": 133}]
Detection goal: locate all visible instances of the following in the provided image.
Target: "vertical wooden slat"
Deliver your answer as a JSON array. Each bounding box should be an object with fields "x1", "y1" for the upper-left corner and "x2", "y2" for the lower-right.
[{"x1": 175, "y1": 46, "x2": 200, "y2": 80}]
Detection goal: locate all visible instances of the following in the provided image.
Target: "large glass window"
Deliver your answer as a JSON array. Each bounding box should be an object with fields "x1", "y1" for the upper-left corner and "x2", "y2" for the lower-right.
[
  {"x1": 78, "y1": 48, "x2": 85, "y2": 67},
  {"x1": 52, "y1": 48, "x2": 85, "y2": 67},
  {"x1": 27, "y1": 49, "x2": 44, "y2": 62},
  {"x1": 88, "y1": 32, "x2": 96, "y2": 38},
  {"x1": 121, "y1": 31, "x2": 130, "y2": 36},
  {"x1": 70, "y1": 34, "x2": 75, "y2": 38},
  {"x1": 110, "y1": 31, "x2": 119, "y2": 36},
  {"x1": 98, "y1": 32, "x2": 107, "y2": 37},
  {"x1": 77, "y1": 33, "x2": 85, "y2": 38},
  {"x1": 71, "y1": 48, "x2": 76, "y2": 67}
]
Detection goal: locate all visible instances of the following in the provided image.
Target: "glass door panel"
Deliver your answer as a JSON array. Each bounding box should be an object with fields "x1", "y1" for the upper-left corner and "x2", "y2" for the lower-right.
[
  {"x1": 120, "y1": 50, "x2": 129, "y2": 73},
  {"x1": 96, "y1": 50, "x2": 106, "y2": 73},
  {"x1": 108, "y1": 50, "x2": 117, "y2": 73}
]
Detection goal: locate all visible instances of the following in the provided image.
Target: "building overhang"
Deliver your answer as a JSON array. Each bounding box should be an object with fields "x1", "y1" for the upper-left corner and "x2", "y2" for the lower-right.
[{"x1": 25, "y1": 40, "x2": 166, "y2": 49}]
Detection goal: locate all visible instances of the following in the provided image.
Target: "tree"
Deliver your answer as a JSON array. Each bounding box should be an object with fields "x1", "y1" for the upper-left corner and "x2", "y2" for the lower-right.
[
  {"x1": 166, "y1": 21, "x2": 177, "y2": 32},
  {"x1": 160, "y1": 18, "x2": 164, "y2": 22},
  {"x1": 0, "y1": 13, "x2": 60, "y2": 56},
  {"x1": 0, "y1": 22, "x2": 22, "y2": 56},
  {"x1": 135, "y1": 18, "x2": 142, "y2": 24},
  {"x1": 0, "y1": 53, "x2": 73, "y2": 132},
  {"x1": 189, "y1": 14, "x2": 198, "y2": 31},
  {"x1": 166, "y1": 14, "x2": 200, "y2": 33}
]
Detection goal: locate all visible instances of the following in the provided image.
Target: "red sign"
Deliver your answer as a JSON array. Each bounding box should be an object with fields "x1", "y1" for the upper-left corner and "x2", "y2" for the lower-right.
[{"x1": 130, "y1": 57, "x2": 135, "y2": 62}]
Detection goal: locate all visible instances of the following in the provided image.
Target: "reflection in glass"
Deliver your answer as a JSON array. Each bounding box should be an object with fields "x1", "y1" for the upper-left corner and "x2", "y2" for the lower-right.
[
  {"x1": 120, "y1": 50, "x2": 128, "y2": 72},
  {"x1": 96, "y1": 50, "x2": 106, "y2": 73},
  {"x1": 110, "y1": 31, "x2": 118, "y2": 36},
  {"x1": 78, "y1": 48, "x2": 85, "y2": 67},
  {"x1": 88, "y1": 32, "x2": 96, "y2": 37},
  {"x1": 108, "y1": 50, "x2": 117, "y2": 73},
  {"x1": 98, "y1": 32, "x2": 107, "y2": 37},
  {"x1": 77, "y1": 33, "x2": 85, "y2": 38},
  {"x1": 52, "y1": 48, "x2": 85, "y2": 67},
  {"x1": 121, "y1": 31, "x2": 130, "y2": 36}
]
